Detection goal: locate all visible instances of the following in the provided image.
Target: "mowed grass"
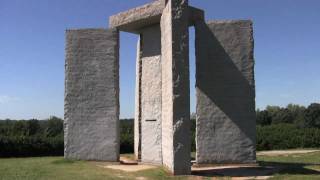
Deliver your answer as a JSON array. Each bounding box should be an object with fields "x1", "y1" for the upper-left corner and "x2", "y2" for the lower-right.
[
  {"x1": 0, "y1": 151, "x2": 319, "y2": 180},
  {"x1": 258, "y1": 151, "x2": 320, "y2": 180},
  {"x1": 0, "y1": 157, "x2": 173, "y2": 180}
]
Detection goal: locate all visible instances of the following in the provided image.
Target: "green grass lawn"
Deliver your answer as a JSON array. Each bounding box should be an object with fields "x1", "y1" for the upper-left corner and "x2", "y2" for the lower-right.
[
  {"x1": 0, "y1": 151, "x2": 319, "y2": 180},
  {"x1": 258, "y1": 151, "x2": 320, "y2": 180}
]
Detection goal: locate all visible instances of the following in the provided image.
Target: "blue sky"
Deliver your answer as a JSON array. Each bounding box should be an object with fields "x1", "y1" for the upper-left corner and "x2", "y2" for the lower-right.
[{"x1": 0, "y1": 0, "x2": 319, "y2": 119}]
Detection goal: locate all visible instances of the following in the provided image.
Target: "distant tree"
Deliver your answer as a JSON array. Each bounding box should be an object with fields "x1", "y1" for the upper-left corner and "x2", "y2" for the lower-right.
[
  {"x1": 190, "y1": 112, "x2": 196, "y2": 120},
  {"x1": 0, "y1": 119, "x2": 13, "y2": 136},
  {"x1": 265, "y1": 106, "x2": 281, "y2": 120},
  {"x1": 256, "y1": 109, "x2": 272, "y2": 126},
  {"x1": 25, "y1": 119, "x2": 40, "y2": 136},
  {"x1": 12, "y1": 120, "x2": 27, "y2": 136},
  {"x1": 286, "y1": 104, "x2": 306, "y2": 126},
  {"x1": 45, "y1": 116, "x2": 63, "y2": 137},
  {"x1": 272, "y1": 108, "x2": 294, "y2": 124},
  {"x1": 304, "y1": 103, "x2": 320, "y2": 128},
  {"x1": 293, "y1": 113, "x2": 307, "y2": 128},
  {"x1": 119, "y1": 119, "x2": 134, "y2": 153},
  {"x1": 287, "y1": 104, "x2": 305, "y2": 116}
]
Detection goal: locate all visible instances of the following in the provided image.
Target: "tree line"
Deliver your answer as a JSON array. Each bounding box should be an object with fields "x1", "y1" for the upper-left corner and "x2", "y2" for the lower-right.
[
  {"x1": 256, "y1": 103, "x2": 320, "y2": 150},
  {"x1": 0, "y1": 103, "x2": 319, "y2": 157},
  {"x1": 256, "y1": 103, "x2": 320, "y2": 128}
]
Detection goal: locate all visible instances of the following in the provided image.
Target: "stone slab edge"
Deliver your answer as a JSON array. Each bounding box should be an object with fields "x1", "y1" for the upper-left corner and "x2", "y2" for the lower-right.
[{"x1": 109, "y1": 0, "x2": 204, "y2": 33}]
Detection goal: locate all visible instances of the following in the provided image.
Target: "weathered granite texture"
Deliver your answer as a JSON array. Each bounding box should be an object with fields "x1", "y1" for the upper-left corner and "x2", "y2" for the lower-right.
[
  {"x1": 195, "y1": 20, "x2": 256, "y2": 164},
  {"x1": 134, "y1": 38, "x2": 141, "y2": 160},
  {"x1": 109, "y1": 0, "x2": 166, "y2": 33},
  {"x1": 161, "y1": 0, "x2": 191, "y2": 175},
  {"x1": 64, "y1": 28, "x2": 120, "y2": 161},
  {"x1": 188, "y1": 7, "x2": 205, "y2": 26},
  {"x1": 140, "y1": 25, "x2": 162, "y2": 164},
  {"x1": 109, "y1": 0, "x2": 204, "y2": 33}
]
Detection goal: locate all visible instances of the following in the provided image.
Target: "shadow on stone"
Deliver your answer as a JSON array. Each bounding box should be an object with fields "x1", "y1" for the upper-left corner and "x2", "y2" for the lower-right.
[{"x1": 195, "y1": 21, "x2": 256, "y2": 163}]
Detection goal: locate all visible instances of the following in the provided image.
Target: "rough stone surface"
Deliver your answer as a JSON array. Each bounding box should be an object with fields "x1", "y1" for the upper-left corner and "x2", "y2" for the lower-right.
[
  {"x1": 109, "y1": 0, "x2": 165, "y2": 33},
  {"x1": 161, "y1": 0, "x2": 191, "y2": 175},
  {"x1": 140, "y1": 25, "x2": 162, "y2": 164},
  {"x1": 188, "y1": 7, "x2": 205, "y2": 26},
  {"x1": 64, "y1": 28, "x2": 120, "y2": 161},
  {"x1": 109, "y1": 0, "x2": 204, "y2": 33},
  {"x1": 134, "y1": 37, "x2": 141, "y2": 160},
  {"x1": 195, "y1": 20, "x2": 256, "y2": 164}
]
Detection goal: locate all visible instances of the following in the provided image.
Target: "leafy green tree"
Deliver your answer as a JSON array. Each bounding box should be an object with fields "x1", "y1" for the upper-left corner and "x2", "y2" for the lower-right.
[
  {"x1": 272, "y1": 108, "x2": 294, "y2": 124},
  {"x1": 286, "y1": 104, "x2": 306, "y2": 127},
  {"x1": 0, "y1": 119, "x2": 13, "y2": 136},
  {"x1": 12, "y1": 121, "x2": 27, "y2": 136},
  {"x1": 25, "y1": 119, "x2": 40, "y2": 136},
  {"x1": 266, "y1": 106, "x2": 281, "y2": 116},
  {"x1": 45, "y1": 116, "x2": 63, "y2": 137},
  {"x1": 266, "y1": 105, "x2": 281, "y2": 123},
  {"x1": 305, "y1": 103, "x2": 320, "y2": 128},
  {"x1": 256, "y1": 109, "x2": 272, "y2": 126},
  {"x1": 287, "y1": 104, "x2": 305, "y2": 116}
]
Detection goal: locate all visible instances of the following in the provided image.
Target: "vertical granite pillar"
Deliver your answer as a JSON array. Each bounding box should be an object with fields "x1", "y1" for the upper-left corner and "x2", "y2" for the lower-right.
[
  {"x1": 134, "y1": 37, "x2": 142, "y2": 160},
  {"x1": 195, "y1": 20, "x2": 256, "y2": 164},
  {"x1": 161, "y1": 0, "x2": 191, "y2": 175},
  {"x1": 64, "y1": 28, "x2": 120, "y2": 161},
  {"x1": 139, "y1": 25, "x2": 162, "y2": 164}
]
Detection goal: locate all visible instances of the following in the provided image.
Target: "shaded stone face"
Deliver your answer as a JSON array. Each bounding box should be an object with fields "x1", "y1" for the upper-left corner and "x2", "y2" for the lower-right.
[
  {"x1": 195, "y1": 20, "x2": 256, "y2": 164},
  {"x1": 64, "y1": 28, "x2": 119, "y2": 161}
]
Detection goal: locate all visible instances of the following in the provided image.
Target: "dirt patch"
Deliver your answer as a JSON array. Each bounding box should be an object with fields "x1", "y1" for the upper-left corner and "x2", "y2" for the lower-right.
[
  {"x1": 120, "y1": 156, "x2": 138, "y2": 165},
  {"x1": 99, "y1": 164, "x2": 157, "y2": 172},
  {"x1": 257, "y1": 149, "x2": 320, "y2": 156}
]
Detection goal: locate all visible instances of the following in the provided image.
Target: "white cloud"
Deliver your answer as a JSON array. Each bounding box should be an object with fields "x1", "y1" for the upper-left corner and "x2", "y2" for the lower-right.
[{"x1": 0, "y1": 95, "x2": 20, "y2": 104}]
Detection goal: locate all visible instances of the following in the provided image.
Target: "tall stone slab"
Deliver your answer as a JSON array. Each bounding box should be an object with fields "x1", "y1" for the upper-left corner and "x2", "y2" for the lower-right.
[
  {"x1": 195, "y1": 20, "x2": 256, "y2": 164},
  {"x1": 64, "y1": 28, "x2": 120, "y2": 161},
  {"x1": 161, "y1": 0, "x2": 191, "y2": 175},
  {"x1": 134, "y1": 37, "x2": 141, "y2": 160},
  {"x1": 140, "y1": 25, "x2": 162, "y2": 164}
]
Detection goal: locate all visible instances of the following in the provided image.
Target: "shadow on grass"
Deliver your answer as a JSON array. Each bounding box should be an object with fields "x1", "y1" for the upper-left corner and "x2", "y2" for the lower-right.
[
  {"x1": 51, "y1": 159, "x2": 76, "y2": 165},
  {"x1": 192, "y1": 161, "x2": 320, "y2": 177}
]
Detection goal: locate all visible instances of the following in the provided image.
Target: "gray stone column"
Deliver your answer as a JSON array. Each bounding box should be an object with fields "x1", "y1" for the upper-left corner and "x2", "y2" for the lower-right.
[
  {"x1": 195, "y1": 20, "x2": 256, "y2": 164},
  {"x1": 134, "y1": 37, "x2": 141, "y2": 160},
  {"x1": 140, "y1": 25, "x2": 163, "y2": 164},
  {"x1": 64, "y1": 28, "x2": 120, "y2": 161},
  {"x1": 161, "y1": 0, "x2": 191, "y2": 175}
]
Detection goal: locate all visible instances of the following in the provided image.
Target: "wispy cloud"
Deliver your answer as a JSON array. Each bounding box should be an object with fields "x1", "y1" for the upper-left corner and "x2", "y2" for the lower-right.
[{"x1": 0, "y1": 95, "x2": 20, "y2": 104}]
